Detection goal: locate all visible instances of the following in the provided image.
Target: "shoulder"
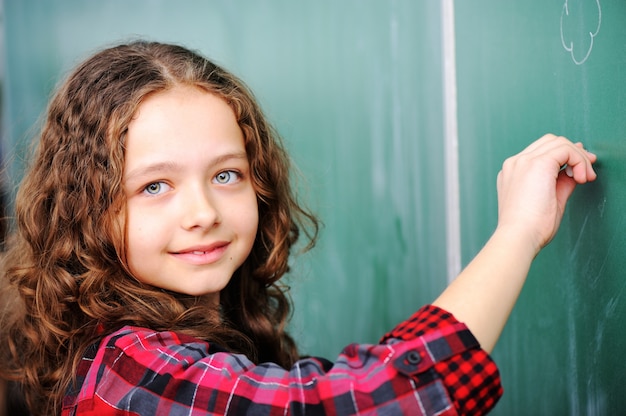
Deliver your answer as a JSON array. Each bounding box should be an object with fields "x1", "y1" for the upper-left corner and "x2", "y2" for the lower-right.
[
  {"x1": 65, "y1": 326, "x2": 256, "y2": 414},
  {"x1": 107, "y1": 325, "x2": 205, "y2": 346},
  {"x1": 100, "y1": 325, "x2": 253, "y2": 373},
  {"x1": 105, "y1": 326, "x2": 213, "y2": 354}
]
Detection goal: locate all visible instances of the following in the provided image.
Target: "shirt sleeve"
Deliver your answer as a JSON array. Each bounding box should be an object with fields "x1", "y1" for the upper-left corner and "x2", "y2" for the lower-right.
[
  {"x1": 380, "y1": 304, "x2": 503, "y2": 414},
  {"x1": 64, "y1": 305, "x2": 502, "y2": 416}
]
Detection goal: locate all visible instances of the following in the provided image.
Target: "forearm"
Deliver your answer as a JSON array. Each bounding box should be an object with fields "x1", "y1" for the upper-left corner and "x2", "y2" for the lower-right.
[{"x1": 432, "y1": 226, "x2": 537, "y2": 353}]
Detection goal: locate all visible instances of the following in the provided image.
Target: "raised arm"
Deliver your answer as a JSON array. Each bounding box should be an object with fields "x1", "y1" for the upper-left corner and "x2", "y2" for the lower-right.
[{"x1": 432, "y1": 134, "x2": 598, "y2": 353}]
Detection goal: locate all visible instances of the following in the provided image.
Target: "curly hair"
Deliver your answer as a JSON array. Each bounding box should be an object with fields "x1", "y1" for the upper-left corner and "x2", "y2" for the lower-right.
[{"x1": 0, "y1": 40, "x2": 318, "y2": 415}]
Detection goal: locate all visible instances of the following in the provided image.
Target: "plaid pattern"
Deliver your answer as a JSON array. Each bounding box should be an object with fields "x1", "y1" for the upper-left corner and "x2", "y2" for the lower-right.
[
  {"x1": 62, "y1": 305, "x2": 502, "y2": 415},
  {"x1": 382, "y1": 306, "x2": 503, "y2": 414}
]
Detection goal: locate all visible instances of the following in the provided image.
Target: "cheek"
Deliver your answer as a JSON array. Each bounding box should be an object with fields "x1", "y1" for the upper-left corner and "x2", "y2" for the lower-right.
[
  {"x1": 237, "y1": 194, "x2": 260, "y2": 245},
  {"x1": 125, "y1": 208, "x2": 155, "y2": 258},
  {"x1": 124, "y1": 219, "x2": 158, "y2": 284},
  {"x1": 127, "y1": 219, "x2": 156, "y2": 252},
  {"x1": 249, "y1": 196, "x2": 260, "y2": 235}
]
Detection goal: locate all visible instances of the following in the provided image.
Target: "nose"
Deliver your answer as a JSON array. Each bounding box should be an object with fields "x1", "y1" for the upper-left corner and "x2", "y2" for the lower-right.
[{"x1": 181, "y1": 186, "x2": 220, "y2": 231}]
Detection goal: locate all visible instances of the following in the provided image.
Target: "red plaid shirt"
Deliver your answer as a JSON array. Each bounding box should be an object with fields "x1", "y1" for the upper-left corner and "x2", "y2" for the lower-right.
[{"x1": 62, "y1": 305, "x2": 502, "y2": 415}]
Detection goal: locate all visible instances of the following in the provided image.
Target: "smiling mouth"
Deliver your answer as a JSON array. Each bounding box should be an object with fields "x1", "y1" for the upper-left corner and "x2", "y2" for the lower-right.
[{"x1": 171, "y1": 243, "x2": 230, "y2": 264}]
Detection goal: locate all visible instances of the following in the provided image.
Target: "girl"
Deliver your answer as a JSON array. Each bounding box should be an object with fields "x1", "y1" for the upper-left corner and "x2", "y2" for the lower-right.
[{"x1": 0, "y1": 41, "x2": 597, "y2": 415}]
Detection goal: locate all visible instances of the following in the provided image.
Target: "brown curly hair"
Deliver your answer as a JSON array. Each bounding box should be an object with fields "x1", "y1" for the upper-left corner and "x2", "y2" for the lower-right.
[{"x1": 0, "y1": 40, "x2": 318, "y2": 415}]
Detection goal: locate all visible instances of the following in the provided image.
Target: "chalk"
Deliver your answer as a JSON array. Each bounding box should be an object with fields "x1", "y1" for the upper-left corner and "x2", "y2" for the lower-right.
[{"x1": 560, "y1": 164, "x2": 574, "y2": 177}]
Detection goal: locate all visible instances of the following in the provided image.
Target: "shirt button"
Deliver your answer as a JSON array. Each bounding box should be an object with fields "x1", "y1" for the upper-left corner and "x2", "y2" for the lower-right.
[
  {"x1": 406, "y1": 351, "x2": 421, "y2": 365},
  {"x1": 393, "y1": 349, "x2": 422, "y2": 374}
]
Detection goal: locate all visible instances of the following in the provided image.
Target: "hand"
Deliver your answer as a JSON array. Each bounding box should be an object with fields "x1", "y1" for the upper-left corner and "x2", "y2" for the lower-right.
[
  {"x1": 495, "y1": 134, "x2": 597, "y2": 255},
  {"x1": 434, "y1": 134, "x2": 597, "y2": 353}
]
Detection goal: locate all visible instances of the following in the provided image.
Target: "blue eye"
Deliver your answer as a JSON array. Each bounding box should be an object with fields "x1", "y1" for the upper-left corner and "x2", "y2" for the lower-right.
[
  {"x1": 214, "y1": 170, "x2": 239, "y2": 184},
  {"x1": 143, "y1": 182, "x2": 168, "y2": 195}
]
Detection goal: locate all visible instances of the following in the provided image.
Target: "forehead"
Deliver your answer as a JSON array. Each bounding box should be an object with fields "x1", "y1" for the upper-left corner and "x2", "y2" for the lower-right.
[
  {"x1": 132, "y1": 85, "x2": 230, "y2": 120},
  {"x1": 123, "y1": 86, "x2": 245, "y2": 173}
]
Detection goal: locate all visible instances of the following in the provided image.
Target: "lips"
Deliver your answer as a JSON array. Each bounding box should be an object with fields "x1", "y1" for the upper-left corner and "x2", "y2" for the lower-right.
[{"x1": 170, "y1": 242, "x2": 230, "y2": 265}]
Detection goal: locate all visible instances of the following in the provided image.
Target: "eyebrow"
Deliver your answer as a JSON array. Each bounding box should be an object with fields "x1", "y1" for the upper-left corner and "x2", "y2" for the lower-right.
[{"x1": 124, "y1": 151, "x2": 249, "y2": 181}]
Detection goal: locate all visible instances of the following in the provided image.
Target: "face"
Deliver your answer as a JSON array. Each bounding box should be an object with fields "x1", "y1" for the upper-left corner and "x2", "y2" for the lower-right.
[{"x1": 123, "y1": 85, "x2": 258, "y2": 303}]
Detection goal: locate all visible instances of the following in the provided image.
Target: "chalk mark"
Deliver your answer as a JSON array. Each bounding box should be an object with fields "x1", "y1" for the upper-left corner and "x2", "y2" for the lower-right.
[{"x1": 560, "y1": 0, "x2": 602, "y2": 65}]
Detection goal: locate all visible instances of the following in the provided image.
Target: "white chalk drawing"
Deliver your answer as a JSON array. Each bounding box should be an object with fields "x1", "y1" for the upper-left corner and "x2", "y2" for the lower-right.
[{"x1": 560, "y1": 0, "x2": 602, "y2": 65}]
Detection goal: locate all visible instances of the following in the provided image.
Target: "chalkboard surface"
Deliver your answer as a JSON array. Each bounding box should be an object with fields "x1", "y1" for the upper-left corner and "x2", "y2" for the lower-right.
[
  {"x1": 455, "y1": 1, "x2": 626, "y2": 414},
  {"x1": 2, "y1": 1, "x2": 625, "y2": 414}
]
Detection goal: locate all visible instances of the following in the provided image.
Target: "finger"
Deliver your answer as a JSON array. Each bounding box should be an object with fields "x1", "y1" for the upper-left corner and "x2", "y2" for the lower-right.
[
  {"x1": 567, "y1": 143, "x2": 597, "y2": 182},
  {"x1": 517, "y1": 133, "x2": 560, "y2": 155},
  {"x1": 555, "y1": 172, "x2": 577, "y2": 210},
  {"x1": 518, "y1": 136, "x2": 577, "y2": 170},
  {"x1": 574, "y1": 142, "x2": 598, "y2": 164},
  {"x1": 523, "y1": 136, "x2": 595, "y2": 170},
  {"x1": 587, "y1": 150, "x2": 598, "y2": 163},
  {"x1": 532, "y1": 139, "x2": 596, "y2": 180},
  {"x1": 572, "y1": 161, "x2": 597, "y2": 183}
]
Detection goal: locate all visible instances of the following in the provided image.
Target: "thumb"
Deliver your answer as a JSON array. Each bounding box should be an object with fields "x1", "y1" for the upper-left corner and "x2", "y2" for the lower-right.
[{"x1": 554, "y1": 173, "x2": 577, "y2": 219}]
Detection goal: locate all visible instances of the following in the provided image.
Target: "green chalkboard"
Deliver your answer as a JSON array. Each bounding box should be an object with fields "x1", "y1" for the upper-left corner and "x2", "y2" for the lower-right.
[{"x1": 455, "y1": 0, "x2": 626, "y2": 414}]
